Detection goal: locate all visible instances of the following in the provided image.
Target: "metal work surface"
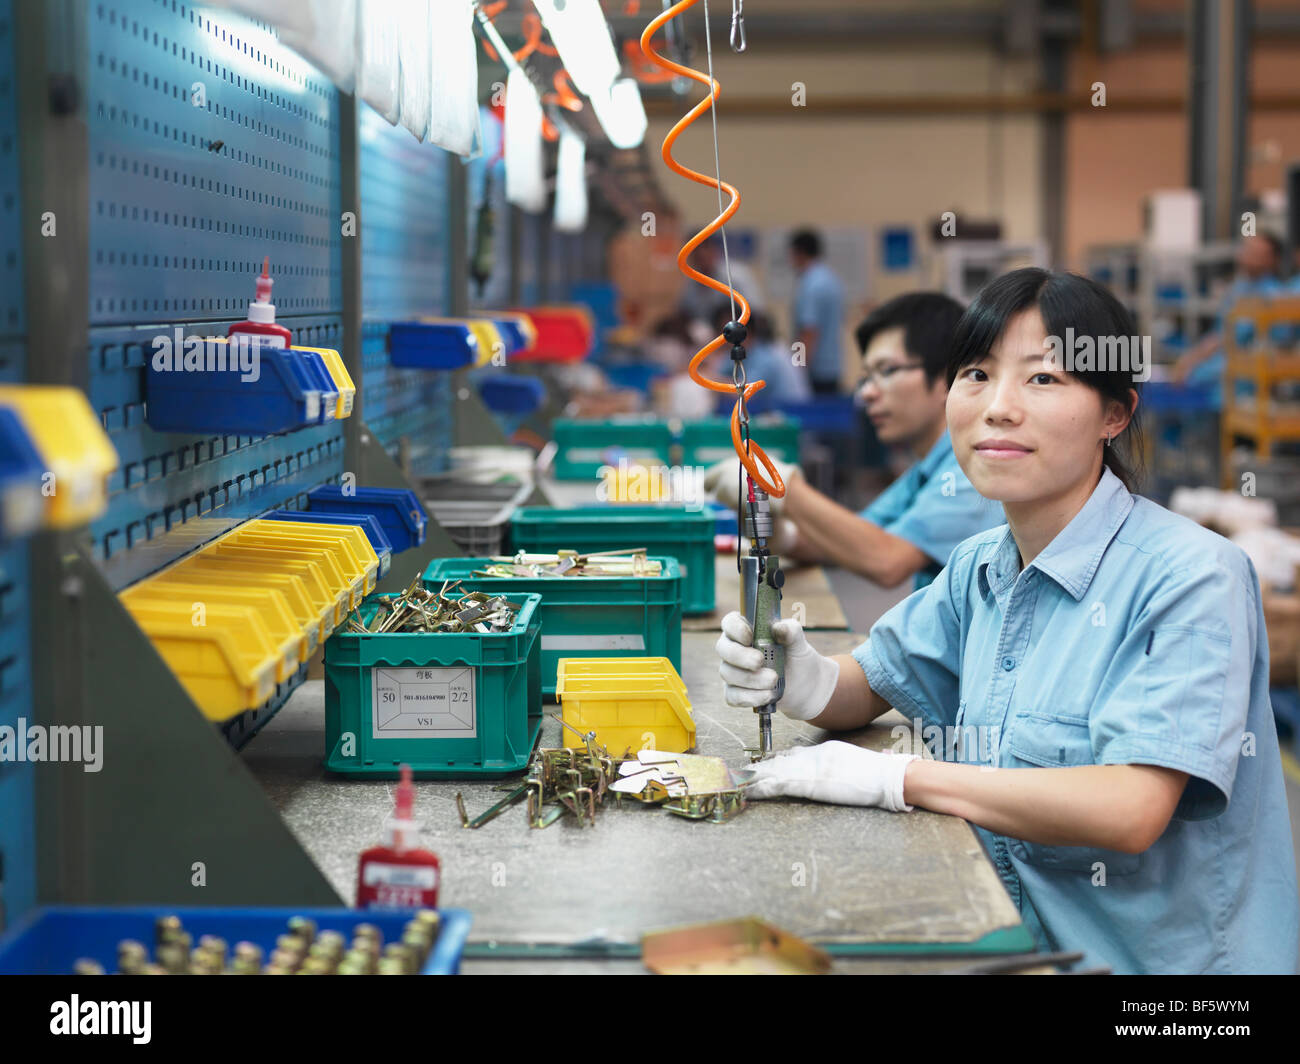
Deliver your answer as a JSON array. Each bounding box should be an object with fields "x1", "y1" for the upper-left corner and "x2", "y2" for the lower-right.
[{"x1": 243, "y1": 628, "x2": 1025, "y2": 961}]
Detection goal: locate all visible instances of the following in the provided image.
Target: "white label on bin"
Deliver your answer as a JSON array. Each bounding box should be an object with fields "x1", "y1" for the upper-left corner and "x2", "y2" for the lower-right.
[
  {"x1": 372, "y1": 667, "x2": 476, "y2": 740},
  {"x1": 363, "y1": 863, "x2": 438, "y2": 889},
  {"x1": 541, "y1": 634, "x2": 645, "y2": 651}
]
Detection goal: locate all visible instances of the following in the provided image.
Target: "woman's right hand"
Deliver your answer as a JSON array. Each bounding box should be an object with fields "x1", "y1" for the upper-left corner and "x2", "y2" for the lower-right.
[{"x1": 715, "y1": 611, "x2": 840, "y2": 722}]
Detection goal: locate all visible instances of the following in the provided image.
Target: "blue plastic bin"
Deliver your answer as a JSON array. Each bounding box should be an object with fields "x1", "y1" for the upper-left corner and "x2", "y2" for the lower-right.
[
  {"x1": 477, "y1": 374, "x2": 545, "y2": 415},
  {"x1": 146, "y1": 341, "x2": 320, "y2": 434},
  {"x1": 389, "y1": 321, "x2": 478, "y2": 370},
  {"x1": 492, "y1": 317, "x2": 530, "y2": 355},
  {"x1": 306, "y1": 485, "x2": 427, "y2": 554},
  {"x1": 299, "y1": 350, "x2": 340, "y2": 423},
  {"x1": 0, "y1": 906, "x2": 473, "y2": 974},
  {"x1": 263, "y1": 509, "x2": 394, "y2": 577},
  {"x1": 0, "y1": 406, "x2": 46, "y2": 541}
]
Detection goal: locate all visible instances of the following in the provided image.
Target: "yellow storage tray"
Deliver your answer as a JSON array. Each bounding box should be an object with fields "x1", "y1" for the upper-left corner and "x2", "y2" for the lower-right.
[
  {"x1": 223, "y1": 528, "x2": 365, "y2": 610},
  {"x1": 207, "y1": 542, "x2": 349, "y2": 631},
  {"x1": 168, "y1": 557, "x2": 322, "y2": 653},
  {"x1": 124, "y1": 580, "x2": 303, "y2": 679},
  {"x1": 121, "y1": 599, "x2": 279, "y2": 721},
  {"x1": 294, "y1": 345, "x2": 355, "y2": 419},
  {"x1": 236, "y1": 519, "x2": 377, "y2": 599},
  {"x1": 0, "y1": 384, "x2": 119, "y2": 528},
  {"x1": 555, "y1": 657, "x2": 696, "y2": 755}
]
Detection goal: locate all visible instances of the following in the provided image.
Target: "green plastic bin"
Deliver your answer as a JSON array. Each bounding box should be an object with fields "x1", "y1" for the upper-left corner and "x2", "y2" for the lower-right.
[
  {"x1": 324, "y1": 592, "x2": 542, "y2": 778},
  {"x1": 551, "y1": 417, "x2": 676, "y2": 480},
  {"x1": 679, "y1": 415, "x2": 801, "y2": 468},
  {"x1": 509, "y1": 505, "x2": 715, "y2": 615},
  {"x1": 423, "y1": 557, "x2": 682, "y2": 699}
]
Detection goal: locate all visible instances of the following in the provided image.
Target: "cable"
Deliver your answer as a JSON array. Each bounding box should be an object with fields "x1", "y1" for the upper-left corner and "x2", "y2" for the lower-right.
[{"x1": 640, "y1": 0, "x2": 785, "y2": 498}]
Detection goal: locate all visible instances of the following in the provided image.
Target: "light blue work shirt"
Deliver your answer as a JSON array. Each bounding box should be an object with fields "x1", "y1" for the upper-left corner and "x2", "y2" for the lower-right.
[
  {"x1": 1187, "y1": 276, "x2": 1281, "y2": 407},
  {"x1": 859, "y1": 431, "x2": 1003, "y2": 591},
  {"x1": 791, "y1": 261, "x2": 845, "y2": 386},
  {"x1": 855, "y1": 466, "x2": 1299, "y2": 974}
]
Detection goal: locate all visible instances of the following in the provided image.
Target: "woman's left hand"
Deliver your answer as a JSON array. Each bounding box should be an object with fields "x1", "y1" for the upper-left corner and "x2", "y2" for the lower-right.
[{"x1": 740, "y1": 740, "x2": 918, "y2": 810}]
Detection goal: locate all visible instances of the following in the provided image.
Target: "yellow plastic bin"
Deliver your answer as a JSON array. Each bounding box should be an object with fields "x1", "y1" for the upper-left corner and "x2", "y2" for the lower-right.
[
  {"x1": 294, "y1": 346, "x2": 355, "y2": 419},
  {"x1": 169, "y1": 557, "x2": 322, "y2": 654},
  {"x1": 555, "y1": 657, "x2": 696, "y2": 755},
  {"x1": 120, "y1": 599, "x2": 279, "y2": 721},
  {"x1": 242, "y1": 518, "x2": 378, "y2": 593},
  {"x1": 124, "y1": 580, "x2": 303, "y2": 680},
  {"x1": 208, "y1": 542, "x2": 349, "y2": 631},
  {"x1": 224, "y1": 529, "x2": 366, "y2": 610},
  {"x1": 232, "y1": 521, "x2": 376, "y2": 605},
  {"x1": 0, "y1": 385, "x2": 118, "y2": 528}
]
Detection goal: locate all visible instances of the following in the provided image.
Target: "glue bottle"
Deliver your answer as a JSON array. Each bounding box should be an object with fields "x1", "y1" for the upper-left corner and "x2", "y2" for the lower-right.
[
  {"x1": 355, "y1": 764, "x2": 441, "y2": 910},
  {"x1": 228, "y1": 256, "x2": 293, "y2": 349}
]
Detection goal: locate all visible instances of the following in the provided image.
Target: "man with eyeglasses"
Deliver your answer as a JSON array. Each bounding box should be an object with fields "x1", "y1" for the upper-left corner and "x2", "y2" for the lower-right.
[{"x1": 706, "y1": 291, "x2": 1002, "y2": 590}]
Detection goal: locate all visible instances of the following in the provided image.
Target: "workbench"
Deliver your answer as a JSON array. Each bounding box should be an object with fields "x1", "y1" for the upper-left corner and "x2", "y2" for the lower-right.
[{"x1": 244, "y1": 606, "x2": 1036, "y2": 973}]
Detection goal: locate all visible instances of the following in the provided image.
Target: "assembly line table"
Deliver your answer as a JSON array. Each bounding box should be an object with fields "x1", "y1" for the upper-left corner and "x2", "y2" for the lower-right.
[{"x1": 245, "y1": 615, "x2": 1035, "y2": 974}]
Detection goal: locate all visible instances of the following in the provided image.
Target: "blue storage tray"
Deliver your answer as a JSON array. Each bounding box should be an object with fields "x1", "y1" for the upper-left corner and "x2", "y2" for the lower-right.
[
  {"x1": 0, "y1": 906, "x2": 473, "y2": 975},
  {"x1": 299, "y1": 350, "x2": 340, "y2": 423},
  {"x1": 306, "y1": 485, "x2": 427, "y2": 553},
  {"x1": 263, "y1": 509, "x2": 394, "y2": 577},
  {"x1": 390, "y1": 321, "x2": 477, "y2": 370},
  {"x1": 0, "y1": 406, "x2": 46, "y2": 541},
  {"x1": 492, "y1": 318, "x2": 529, "y2": 355},
  {"x1": 478, "y1": 374, "x2": 545, "y2": 414},
  {"x1": 145, "y1": 341, "x2": 319, "y2": 434}
]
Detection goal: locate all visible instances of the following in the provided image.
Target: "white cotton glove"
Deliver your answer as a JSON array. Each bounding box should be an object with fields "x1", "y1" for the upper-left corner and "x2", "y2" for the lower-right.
[
  {"x1": 715, "y1": 612, "x2": 839, "y2": 722},
  {"x1": 703, "y1": 456, "x2": 802, "y2": 516},
  {"x1": 741, "y1": 741, "x2": 918, "y2": 810}
]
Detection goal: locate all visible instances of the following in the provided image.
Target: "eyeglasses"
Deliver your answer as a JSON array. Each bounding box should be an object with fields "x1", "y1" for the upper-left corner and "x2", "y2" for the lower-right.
[{"x1": 858, "y1": 362, "x2": 926, "y2": 389}]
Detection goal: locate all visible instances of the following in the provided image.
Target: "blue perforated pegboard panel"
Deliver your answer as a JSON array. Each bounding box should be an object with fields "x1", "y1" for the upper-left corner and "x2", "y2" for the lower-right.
[
  {"x1": 359, "y1": 105, "x2": 452, "y2": 477},
  {"x1": 360, "y1": 320, "x2": 452, "y2": 477},
  {"x1": 87, "y1": 316, "x2": 347, "y2": 591},
  {"x1": 88, "y1": 1, "x2": 341, "y2": 324},
  {"x1": 0, "y1": 0, "x2": 24, "y2": 352},
  {"x1": 0, "y1": 539, "x2": 34, "y2": 923},
  {"x1": 0, "y1": 0, "x2": 32, "y2": 924},
  {"x1": 360, "y1": 106, "x2": 449, "y2": 320},
  {"x1": 84, "y1": 1, "x2": 348, "y2": 590}
]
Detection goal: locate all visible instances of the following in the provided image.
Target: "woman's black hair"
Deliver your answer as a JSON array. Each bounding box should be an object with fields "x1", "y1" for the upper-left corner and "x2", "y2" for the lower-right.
[{"x1": 946, "y1": 268, "x2": 1145, "y2": 490}]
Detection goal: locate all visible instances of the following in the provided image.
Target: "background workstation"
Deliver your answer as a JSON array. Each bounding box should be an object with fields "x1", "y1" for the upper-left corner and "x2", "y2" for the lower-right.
[{"x1": 2, "y1": 0, "x2": 1300, "y2": 978}]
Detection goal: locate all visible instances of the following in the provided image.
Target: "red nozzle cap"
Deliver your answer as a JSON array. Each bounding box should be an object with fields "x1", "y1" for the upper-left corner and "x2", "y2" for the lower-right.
[
  {"x1": 255, "y1": 256, "x2": 273, "y2": 303},
  {"x1": 395, "y1": 764, "x2": 414, "y2": 821}
]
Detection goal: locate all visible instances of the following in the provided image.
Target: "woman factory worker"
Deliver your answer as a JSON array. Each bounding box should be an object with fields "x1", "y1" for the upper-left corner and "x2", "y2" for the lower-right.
[{"x1": 718, "y1": 268, "x2": 1299, "y2": 975}]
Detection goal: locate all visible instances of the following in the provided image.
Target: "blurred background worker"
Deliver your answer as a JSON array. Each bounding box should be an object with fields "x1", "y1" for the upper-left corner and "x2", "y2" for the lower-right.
[
  {"x1": 706, "y1": 291, "x2": 1003, "y2": 589},
  {"x1": 678, "y1": 232, "x2": 768, "y2": 330},
  {"x1": 1170, "y1": 232, "x2": 1284, "y2": 398},
  {"x1": 789, "y1": 229, "x2": 846, "y2": 396}
]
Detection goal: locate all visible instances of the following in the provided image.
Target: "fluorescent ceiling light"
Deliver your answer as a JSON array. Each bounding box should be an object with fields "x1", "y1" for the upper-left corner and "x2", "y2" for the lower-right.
[{"x1": 532, "y1": 0, "x2": 620, "y2": 100}]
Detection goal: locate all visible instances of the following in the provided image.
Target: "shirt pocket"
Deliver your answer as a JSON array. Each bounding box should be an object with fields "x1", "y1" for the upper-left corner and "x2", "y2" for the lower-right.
[{"x1": 1005, "y1": 711, "x2": 1141, "y2": 875}]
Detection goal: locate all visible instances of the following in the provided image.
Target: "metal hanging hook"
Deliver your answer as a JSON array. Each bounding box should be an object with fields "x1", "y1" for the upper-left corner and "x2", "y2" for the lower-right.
[{"x1": 730, "y1": 0, "x2": 746, "y2": 52}]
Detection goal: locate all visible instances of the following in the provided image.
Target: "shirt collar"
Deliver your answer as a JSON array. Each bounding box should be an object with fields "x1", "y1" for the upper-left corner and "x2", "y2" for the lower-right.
[{"x1": 977, "y1": 466, "x2": 1134, "y2": 602}]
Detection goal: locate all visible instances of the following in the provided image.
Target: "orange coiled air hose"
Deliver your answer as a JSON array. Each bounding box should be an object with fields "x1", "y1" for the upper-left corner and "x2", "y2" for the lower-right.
[{"x1": 639, "y1": 0, "x2": 785, "y2": 498}]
